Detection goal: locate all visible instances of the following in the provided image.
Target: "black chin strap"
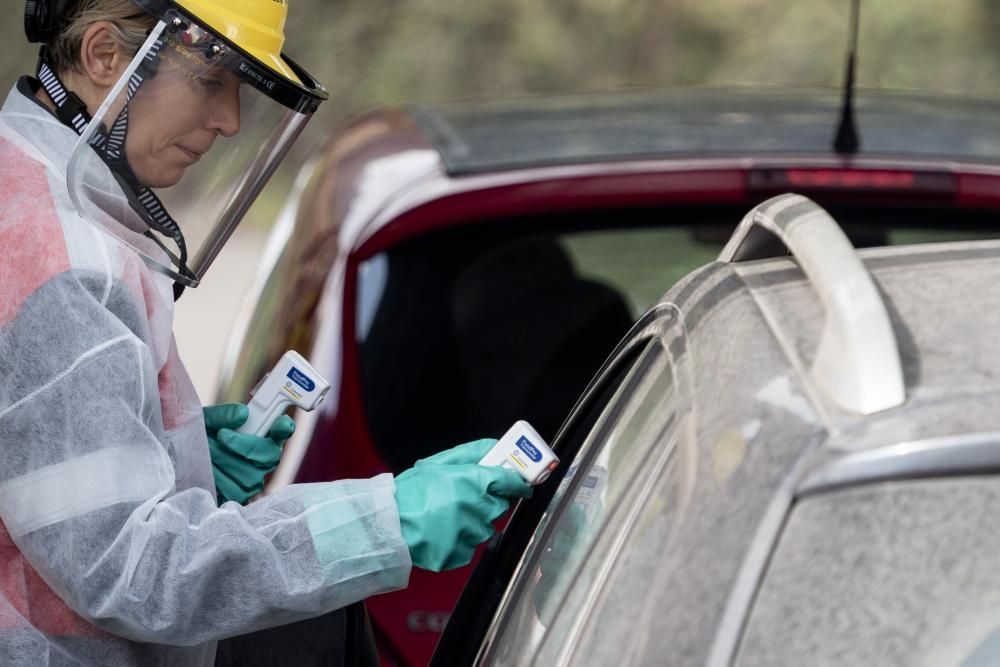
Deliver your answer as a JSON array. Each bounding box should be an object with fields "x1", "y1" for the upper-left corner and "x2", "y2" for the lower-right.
[
  {"x1": 37, "y1": 54, "x2": 90, "y2": 133},
  {"x1": 36, "y1": 44, "x2": 192, "y2": 300}
]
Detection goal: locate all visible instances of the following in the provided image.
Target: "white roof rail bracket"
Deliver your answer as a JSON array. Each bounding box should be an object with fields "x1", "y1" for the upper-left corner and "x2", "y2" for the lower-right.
[{"x1": 719, "y1": 193, "x2": 905, "y2": 415}]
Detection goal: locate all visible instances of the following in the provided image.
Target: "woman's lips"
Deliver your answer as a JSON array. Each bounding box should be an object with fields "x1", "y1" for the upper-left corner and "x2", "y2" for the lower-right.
[{"x1": 176, "y1": 145, "x2": 202, "y2": 163}]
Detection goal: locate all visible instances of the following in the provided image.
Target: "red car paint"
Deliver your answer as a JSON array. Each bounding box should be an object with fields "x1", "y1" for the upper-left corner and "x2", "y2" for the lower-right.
[{"x1": 217, "y1": 93, "x2": 1000, "y2": 666}]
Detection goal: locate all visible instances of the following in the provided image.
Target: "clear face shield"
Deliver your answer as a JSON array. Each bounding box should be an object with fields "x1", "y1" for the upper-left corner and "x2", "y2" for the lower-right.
[{"x1": 66, "y1": 13, "x2": 326, "y2": 288}]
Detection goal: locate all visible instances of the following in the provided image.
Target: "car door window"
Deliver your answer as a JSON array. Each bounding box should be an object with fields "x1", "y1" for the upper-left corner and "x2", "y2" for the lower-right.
[
  {"x1": 477, "y1": 316, "x2": 689, "y2": 666},
  {"x1": 736, "y1": 477, "x2": 1000, "y2": 667}
]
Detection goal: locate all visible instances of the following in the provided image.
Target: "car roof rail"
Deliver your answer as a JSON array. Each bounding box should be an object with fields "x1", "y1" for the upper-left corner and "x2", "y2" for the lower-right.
[{"x1": 718, "y1": 193, "x2": 905, "y2": 415}]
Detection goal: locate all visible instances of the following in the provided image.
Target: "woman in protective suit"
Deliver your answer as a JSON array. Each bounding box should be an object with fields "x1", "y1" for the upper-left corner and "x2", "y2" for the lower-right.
[{"x1": 0, "y1": 0, "x2": 530, "y2": 663}]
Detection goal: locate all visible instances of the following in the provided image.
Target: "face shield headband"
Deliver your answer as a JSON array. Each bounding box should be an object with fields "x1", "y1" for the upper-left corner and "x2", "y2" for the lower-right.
[{"x1": 52, "y1": 8, "x2": 326, "y2": 297}]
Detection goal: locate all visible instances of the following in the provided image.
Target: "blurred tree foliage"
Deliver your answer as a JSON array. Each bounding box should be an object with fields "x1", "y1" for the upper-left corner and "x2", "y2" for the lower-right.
[
  {"x1": 3, "y1": 0, "x2": 1000, "y2": 221},
  {"x1": 6, "y1": 0, "x2": 1000, "y2": 126}
]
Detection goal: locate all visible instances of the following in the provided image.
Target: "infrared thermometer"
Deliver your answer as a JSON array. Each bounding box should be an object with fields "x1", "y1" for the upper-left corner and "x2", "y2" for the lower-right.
[
  {"x1": 237, "y1": 350, "x2": 331, "y2": 437},
  {"x1": 479, "y1": 421, "x2": 560, "y2": 486}
]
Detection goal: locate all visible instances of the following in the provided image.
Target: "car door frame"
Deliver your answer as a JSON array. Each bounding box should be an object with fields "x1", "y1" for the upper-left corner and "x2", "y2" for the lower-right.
[{"x1": 431, "y1": 304, "x2": 685, "y2": 667}]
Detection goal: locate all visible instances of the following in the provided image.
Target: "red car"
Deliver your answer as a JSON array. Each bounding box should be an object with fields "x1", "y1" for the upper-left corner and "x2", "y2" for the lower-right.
[{"x1": 216, "y1": 87, "x2": 1000, "y2": 666}]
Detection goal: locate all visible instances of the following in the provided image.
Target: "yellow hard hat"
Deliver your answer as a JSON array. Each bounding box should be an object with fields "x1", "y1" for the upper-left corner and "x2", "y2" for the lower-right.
[
  {"x1": 172, "y1": 0, "x2": 302, "y2": 84},
  {"x1": 60, "y1": 0, "x2": 329, "y2": 289}
]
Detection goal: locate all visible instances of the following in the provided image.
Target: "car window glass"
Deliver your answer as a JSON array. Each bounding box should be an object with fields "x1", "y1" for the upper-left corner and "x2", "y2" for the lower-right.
[
  {"x1": 566, "y1": 420, "x2": 695, "y2": 666},
  {"x1": 356, "y1": 253, "x2": 388, "y2": 342},
  {"x1": 556, "y1": 227, "x2": 722, "y2": 318},
  {"x1": 888, "y1": 228, "x2": 1000, "y2": 246},
  {"x1": 736, "y1": 478, "x2": 1000, "y2": 667},
  {"x1": 355, "y1": 223, "x2": 718, "y2": 472},
  {"x1": 479, "y1": 334, "x2": 683, "y2": 666}
]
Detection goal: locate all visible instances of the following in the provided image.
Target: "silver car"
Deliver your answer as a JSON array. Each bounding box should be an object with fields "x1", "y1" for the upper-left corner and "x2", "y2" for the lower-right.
[{"x1": 433, "y1": 193, "x2": 1000, "y2": 667}]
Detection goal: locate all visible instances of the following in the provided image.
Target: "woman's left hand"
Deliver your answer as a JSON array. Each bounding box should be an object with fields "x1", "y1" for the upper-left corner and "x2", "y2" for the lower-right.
[{"x1": 203, "y1": 403, "x2": 295, "y2": 505}]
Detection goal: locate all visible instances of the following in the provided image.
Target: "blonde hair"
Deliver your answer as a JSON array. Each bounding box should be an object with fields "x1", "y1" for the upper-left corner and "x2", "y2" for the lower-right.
[{"x1": 47, "y1": 0, "x2": 156, "y2": 75}]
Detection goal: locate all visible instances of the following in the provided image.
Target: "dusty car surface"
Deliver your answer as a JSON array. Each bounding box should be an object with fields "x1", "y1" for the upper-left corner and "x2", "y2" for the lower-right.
[
  {"x1": 433, "y1": 194, "x2": 1000, "y2": 667},
  {"x1": 217, "y1": 88, "x2": 1000, "y2": 665}
]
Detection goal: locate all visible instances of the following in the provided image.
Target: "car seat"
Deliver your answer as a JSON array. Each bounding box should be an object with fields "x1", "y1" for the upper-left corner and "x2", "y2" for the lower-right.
[{"x1": 450, "y1": 236, "x2": 634, "y2": 443}]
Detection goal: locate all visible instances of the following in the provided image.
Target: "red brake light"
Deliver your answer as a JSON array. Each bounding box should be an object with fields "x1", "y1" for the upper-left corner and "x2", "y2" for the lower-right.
[
  {"x1": 750, "y1": 168, "x2": 954, "y2": 199},
  {"x1": 786, "y1": 169, "x2": 915, "y2": 188}
]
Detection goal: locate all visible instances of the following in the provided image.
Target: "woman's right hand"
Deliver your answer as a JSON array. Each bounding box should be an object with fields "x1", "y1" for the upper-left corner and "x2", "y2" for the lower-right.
[{"x1": 394, "y1": 442, "x2": 532, "y2": 571}]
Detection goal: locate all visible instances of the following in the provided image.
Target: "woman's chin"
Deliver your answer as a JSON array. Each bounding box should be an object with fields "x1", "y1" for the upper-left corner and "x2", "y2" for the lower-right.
[{"x1": 137, "y1": 167, "x2": 185, "y2": 189}]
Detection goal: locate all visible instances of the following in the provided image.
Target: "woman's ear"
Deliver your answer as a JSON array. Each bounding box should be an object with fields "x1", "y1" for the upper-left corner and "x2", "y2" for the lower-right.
[{"x1": 78, "y1": 21, "x2": 128, "y2": 87}]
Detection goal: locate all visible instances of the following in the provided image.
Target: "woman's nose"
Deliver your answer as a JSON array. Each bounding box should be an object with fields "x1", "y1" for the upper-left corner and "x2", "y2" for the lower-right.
[{"x1": 208, "y1": 85, "x2": 241, "y2": 137}]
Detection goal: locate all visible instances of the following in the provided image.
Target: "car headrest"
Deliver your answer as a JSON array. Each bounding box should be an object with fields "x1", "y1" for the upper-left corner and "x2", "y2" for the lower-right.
[{"x1": 451, "y1": 236, "x2": 634, "y2": 440}]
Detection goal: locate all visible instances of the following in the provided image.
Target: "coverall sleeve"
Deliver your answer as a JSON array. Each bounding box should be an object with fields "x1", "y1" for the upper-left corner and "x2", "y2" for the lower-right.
[{"x1": 0, "y1": 271, "x2": 411, "y2": 645}]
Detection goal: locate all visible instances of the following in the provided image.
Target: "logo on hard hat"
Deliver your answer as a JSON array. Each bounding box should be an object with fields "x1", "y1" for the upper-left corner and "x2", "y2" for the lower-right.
[{"x1": 239, "y1": 62, "x2": 276, "y2": 91}]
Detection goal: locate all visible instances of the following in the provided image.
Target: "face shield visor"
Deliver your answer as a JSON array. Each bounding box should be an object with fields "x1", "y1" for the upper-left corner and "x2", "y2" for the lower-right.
[{"x1": 66, "y1": 9, "x2": 327, "y2": 288}]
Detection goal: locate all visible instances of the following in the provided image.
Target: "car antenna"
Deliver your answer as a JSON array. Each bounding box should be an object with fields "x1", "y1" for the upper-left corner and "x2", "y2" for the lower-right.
[{"x1": 833, "y1": 0, "x2": 861, "y2": 154}]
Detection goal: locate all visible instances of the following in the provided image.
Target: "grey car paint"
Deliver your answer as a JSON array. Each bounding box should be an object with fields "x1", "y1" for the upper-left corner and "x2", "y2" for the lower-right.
[{"x1": 476, "y1": 234, "x2": 1000, "y2": 666}]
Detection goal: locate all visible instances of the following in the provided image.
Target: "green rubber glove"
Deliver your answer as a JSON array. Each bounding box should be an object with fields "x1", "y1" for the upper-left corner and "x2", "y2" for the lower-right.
[
  {"x1": 203, "y1": 403, "x2": 295, "y2": 505},
  {"x1": 395, "y1": 461, "x2": 532, "y2": 572},
  {"x1": 414, "y1": 438, "x2": 497, "y2": 467}
]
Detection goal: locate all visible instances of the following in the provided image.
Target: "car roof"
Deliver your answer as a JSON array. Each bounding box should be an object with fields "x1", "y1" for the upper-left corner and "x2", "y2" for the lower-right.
[
  {"x1": 529, "y1": 234, "x2": 1000, "y2": 666},
  {"x1": 410, "y1": 87, "x2": 1000, "y2": 175},
  {"x1": 665, "y1": 236, "x2": 1000, "y2": 452}
]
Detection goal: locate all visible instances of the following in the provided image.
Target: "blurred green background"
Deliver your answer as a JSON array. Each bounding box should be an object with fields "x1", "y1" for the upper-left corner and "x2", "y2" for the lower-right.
[
  {"x1": 4, "y1": 0, "x2": 988, "y2": 112},
  {"x1": 5, "y1": 0, "x2": 1000, "y2": 226}
]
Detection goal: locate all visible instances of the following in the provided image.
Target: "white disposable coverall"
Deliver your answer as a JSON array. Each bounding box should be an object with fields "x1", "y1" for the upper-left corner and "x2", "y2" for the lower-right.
[{"x1": 0, "y1": 78, "x2": 411, "y2": 665}]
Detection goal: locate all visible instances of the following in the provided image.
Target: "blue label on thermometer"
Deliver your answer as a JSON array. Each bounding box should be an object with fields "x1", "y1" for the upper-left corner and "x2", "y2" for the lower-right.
[
  {"x1": 516, "y1": 436, "x2": 542, "y2": 462},
  {"x1": 287, "y1": 367, "x2": 315, "y2": 392},
  {"x1": 480, "y1": 421, "x2": 559, "y2": 486}
]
